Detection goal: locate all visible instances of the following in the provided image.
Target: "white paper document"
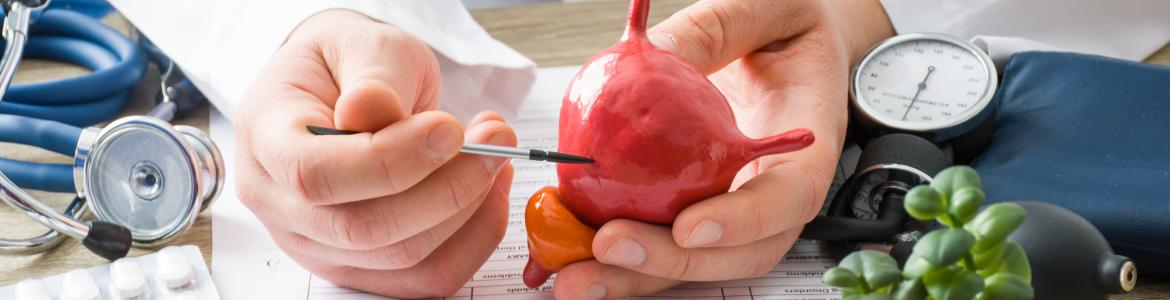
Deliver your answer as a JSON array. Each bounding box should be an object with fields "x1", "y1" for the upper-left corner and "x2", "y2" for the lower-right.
[{"x1": 210, "y1": 66, "x2": 839, "y2": 299}]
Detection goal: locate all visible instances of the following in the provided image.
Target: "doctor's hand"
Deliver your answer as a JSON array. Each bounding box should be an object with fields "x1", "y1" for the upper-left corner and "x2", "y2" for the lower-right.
[
  {"x1": 234, "y1": 10, "x2": 515, "y2": 298},
  {"x1": 551, "y1": 0, "x2": 894, "y2": 298}
]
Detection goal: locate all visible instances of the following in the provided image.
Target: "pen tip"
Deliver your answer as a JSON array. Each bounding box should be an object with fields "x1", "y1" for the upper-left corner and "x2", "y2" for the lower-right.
[
  {"x1": 307, "y1": 125, "x2": 358, "y2": 135},
  {"x1": 547, "y1": 151, "x2": 594, "y2": 164}
]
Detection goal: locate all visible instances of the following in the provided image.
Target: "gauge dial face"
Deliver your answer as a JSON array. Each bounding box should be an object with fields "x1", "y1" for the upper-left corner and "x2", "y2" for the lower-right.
[{"x1": 853, "y1": 34, "x2": 996, "y2": 132}]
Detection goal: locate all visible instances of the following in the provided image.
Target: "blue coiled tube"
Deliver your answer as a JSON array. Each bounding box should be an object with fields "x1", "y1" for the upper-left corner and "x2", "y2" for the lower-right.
[
  {"x1": 1, "y1": 8, "x2": 146, "y2": 127},
  {"x1": 0, "y1": 5, "x2": 144, "y2": 192},
  {"x1": 0, "y1": 115, "x2": 82, "y2": 192}
]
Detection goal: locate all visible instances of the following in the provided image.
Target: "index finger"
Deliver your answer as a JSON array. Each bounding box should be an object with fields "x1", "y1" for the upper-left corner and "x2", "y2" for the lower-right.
[
  {"x1": 249, "y1": 107, "x2": 465, "y2": 205},
  {"x1": 647, "y1": 0, "x2": 823, "y2": 74},
  {"x1": 671, "y1": 156, "x2": 834, "y2": 248}
]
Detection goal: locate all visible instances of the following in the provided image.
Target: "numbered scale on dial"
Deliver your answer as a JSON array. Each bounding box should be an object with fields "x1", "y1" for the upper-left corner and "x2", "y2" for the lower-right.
[{"x1": 851, "y1": 33, "x2": 997, "y2": 135}]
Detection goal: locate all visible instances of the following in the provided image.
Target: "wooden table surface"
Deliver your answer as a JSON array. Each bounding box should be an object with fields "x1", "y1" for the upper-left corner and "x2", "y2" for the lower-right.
[{"x1": 1, "y1": 0, "x2": 1168, "y2": 298}]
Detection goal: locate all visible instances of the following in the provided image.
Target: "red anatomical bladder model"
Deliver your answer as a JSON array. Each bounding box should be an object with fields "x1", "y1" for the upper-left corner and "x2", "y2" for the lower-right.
[{"x1": 522, "y1": 0, "x2": 815, "y2": 288}]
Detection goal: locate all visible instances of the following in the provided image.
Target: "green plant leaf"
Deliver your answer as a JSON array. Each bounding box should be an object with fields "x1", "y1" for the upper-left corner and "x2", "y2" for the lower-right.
[
  {"x1": 902, "y1": 253, "x2": 937, "y2": 279},
  {"x1": 948, "y1": 187, "x2": 985, "y2": 224},
  {"x1": 973, "y1": 242, "x2": 1006, "y2": 276},
  {"x1": 993, "y1": 241, "x2": 1032, "y2": 282},
  {"x1": 839, "y1": 250, "x2": 903, "y2": 290},
  {"x1": 905, "y1": 186, "x2": 946, "y2": 221},
  {"x1": 929, "y1": 166, "x2": 982, "y2": 199},
  {"x1": 975, "y1": 273, "x2": 1034, "y2": 300},
  {"x1": 843, "y1": 287, "x2": 865, "y2": 298},
  {"x1": 913, "y1": 228, "x2": 975, "y2": 266},
  {"x1": 825, "y1": 267, "x2": 862, "y2": 288},
  {"x1": 922, "y1": 266, "x2": 984, "y2": 300},
  {"x1": 966, "y1": 203, "x2": 1027, "y2": 253},
  {"x1": 893, "y1": 279, "x2": 927, "y2": 300}
]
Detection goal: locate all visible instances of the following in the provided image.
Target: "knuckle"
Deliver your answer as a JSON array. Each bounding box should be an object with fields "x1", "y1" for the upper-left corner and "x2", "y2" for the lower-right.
[
  {"x1": 665, "y1": 252, "x2": 696, "y2": 279},
  {"x1": 750, "y1": 246, "x2": 782, "y2": 278},
  {"x1": 326, "y1": 208, "x2": 381, "y2": 249},
  {"x1": 281, "y1": 148, "x2": 326, "y2": 204},
  {"x1": 373, "y1": 240, "x2": 427, "y2": 269},
  {"x1": 443, "y1": 174, "x2": 478, "y2": 211},
  {"x1": 379, "y1": 161, "x2": 406, "y2": 195},
  {"x1": 680, "y1": 6, "x2": 727, "y2": 62},
  {"x1": 420, "y1": 266, "x2": 466, "y2": 296},
  {"x1": 801, "y1": 166, "x2": 834, "y2": 224},
  {"x1": 435, "y1": 279, "x2": 464, "y2": 297},
  {"x1": 747, "y1": 195, "x2": 769, "y2": 241},
  {"x1": 235, "y1": 184, "x2": 266, "y2": 214},
  {"x1": 749, "y1": 257, "x2": 774, "y2": 278},
  {"x1": 277, "y1": 233, "x2": 317, "y2": 257},
  {"x1": 233, "y1": 170, "x2": 262, "y2": 207}
]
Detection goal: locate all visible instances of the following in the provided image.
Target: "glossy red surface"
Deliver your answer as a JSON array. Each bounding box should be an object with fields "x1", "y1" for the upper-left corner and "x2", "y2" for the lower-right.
[
  {"x1": 521, "y1": 0, "x2": 815, "y2": 288},
  {"x1": 556, "y1": 0, "x2": 815, "y2": 227}
]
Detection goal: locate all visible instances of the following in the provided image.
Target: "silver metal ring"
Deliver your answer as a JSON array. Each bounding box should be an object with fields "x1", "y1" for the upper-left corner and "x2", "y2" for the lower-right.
[
  {"x1": 175, "y1": 125, "x2": 224, "y2": 212},
  {"x1": 855, "y1": 163, "x2": 935, "y2": 184},
  {"x1": 83, "y1": 116, "x2": 203, "y2": 247},
  {"x1": 849, "y1": 33, "x2": 998, "y2": 139}
]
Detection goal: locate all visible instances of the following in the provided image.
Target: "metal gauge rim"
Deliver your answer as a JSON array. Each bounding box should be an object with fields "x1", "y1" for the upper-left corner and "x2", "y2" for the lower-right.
[
  {"x1": 850, "y1": 33, "x2": 998, "y2": 133},
  {"x1": 83, "y1": 116, "x2": 203, "y2": 247}
]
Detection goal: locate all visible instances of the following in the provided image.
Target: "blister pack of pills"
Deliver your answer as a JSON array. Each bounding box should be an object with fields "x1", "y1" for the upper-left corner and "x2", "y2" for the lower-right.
[{"x1": 0, "y1": 245, "x2": 219, "y2": 300}]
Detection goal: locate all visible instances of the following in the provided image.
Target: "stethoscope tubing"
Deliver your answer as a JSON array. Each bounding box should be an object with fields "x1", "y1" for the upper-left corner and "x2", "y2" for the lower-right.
[
  {"x1": 0, "y1": 8, "x2": 146, "y2": 127},
  {"x1": 0, "y1": 1, "x2": 216, "y2": 260},
  {"x1": 0, "y1": 5, "x2": 145, "y2": 191},
  {"x1": 0, "y1": 114, "x2": 83, "y2": 192}
]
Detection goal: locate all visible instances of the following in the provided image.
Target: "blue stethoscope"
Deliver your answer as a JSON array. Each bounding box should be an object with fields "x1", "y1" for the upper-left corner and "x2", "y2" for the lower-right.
[{"x1": 0, "y1": 0, "x2": 224, "y2": 260}]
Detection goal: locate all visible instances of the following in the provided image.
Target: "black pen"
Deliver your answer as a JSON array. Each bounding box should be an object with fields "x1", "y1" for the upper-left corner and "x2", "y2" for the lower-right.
[{"x1": 306, "y1": 125, "x2": 594, "y2": 164}]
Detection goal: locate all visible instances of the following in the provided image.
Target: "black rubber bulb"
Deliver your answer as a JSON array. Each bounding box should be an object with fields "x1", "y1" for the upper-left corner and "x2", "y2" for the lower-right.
[{"x1": 1009, "y1": 201, "x2": 1137, "y2": 299}]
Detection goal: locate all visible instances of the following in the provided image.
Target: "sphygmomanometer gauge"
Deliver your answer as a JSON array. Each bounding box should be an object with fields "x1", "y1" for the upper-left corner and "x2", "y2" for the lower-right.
[{"x1": 851, "y1": 33, "x2": 997, "y2": 141}]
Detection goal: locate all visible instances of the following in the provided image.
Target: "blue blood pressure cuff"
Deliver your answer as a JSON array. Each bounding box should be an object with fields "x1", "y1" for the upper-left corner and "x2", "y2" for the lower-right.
[{"x1": 971, "y1": 52, "x2": 1170, "y2": 276}]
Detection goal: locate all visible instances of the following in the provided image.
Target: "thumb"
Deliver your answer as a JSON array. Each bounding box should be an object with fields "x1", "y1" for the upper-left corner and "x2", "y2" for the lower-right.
[
  {"x1": 647, "y1": 0, "x2": 822, "y2": 74},
  {"x1": 314, "y1": 13, "x2": 440, "y2": 132},
  {"x1": 334, "y1": 79, "x2": 411, "y2": 132}
]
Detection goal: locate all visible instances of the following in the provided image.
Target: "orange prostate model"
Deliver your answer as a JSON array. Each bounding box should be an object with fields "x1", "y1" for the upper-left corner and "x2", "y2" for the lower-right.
[{"x1": 522, "y1": 187, "x2": 596, "y2": 288}]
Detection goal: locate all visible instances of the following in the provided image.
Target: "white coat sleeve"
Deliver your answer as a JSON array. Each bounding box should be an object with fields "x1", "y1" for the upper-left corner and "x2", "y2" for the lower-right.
[
  {"x1": 879, "y1": 0, "x2": 1170, "y2": 67},
  {"x1": 106, "y1": 0, "x2": 536, "y2": 123}
]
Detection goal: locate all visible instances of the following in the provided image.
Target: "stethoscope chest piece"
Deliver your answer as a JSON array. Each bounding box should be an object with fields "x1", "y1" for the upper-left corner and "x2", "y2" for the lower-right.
[
  {"x1": 74, "y1": 116, "x2": 223, "y2": 247},
  {"x1": 0, "y1": 0, "x2": 224, "y2": 260}
]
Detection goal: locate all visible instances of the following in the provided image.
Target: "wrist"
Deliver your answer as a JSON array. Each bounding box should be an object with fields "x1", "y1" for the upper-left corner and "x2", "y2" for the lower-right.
[{"x1": 825, "y1": 0, "x2": 896, "y2": 65}]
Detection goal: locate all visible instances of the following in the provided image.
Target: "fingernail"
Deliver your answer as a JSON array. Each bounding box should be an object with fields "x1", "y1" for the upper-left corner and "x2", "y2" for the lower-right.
[
  {"x1": 602, "y1": 238, "x2": 645, "y2": 267},
  {"x1": 685, "y1": 220, "x2": 723, "y2": 247},
  {"x1": 483, "y1": 133, "x2": 510, "y2": 171},
  {"x1": 583, "y1": 283, "x2": 607, "y2": 300},
  {"x1": 648, "y1": 33, "x2": 679, "y2": 53},
  {"x1": 427, "y1": 123, "x2": 462, "y2": 160}
]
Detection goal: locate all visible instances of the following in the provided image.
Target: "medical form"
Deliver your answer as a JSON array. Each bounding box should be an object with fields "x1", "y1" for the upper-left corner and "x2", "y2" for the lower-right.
[{"x1": 209, "y1": 66, "x2": 840, "y2": 300}]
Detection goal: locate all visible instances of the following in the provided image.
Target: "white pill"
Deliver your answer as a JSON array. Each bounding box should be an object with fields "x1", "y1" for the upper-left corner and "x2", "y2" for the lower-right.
[
  {"x1": 14, "y1": 279, "x2": 50, "y2": 300},
  {"x1": 62, "y1": 269, "x2": 100, "y2": 300},
  {"x1": 157, "y1": 247, "x2": 194, "y2": 289},
  {"x1": 110, "y1": 258, "x2": 149, "y2": 299}
]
